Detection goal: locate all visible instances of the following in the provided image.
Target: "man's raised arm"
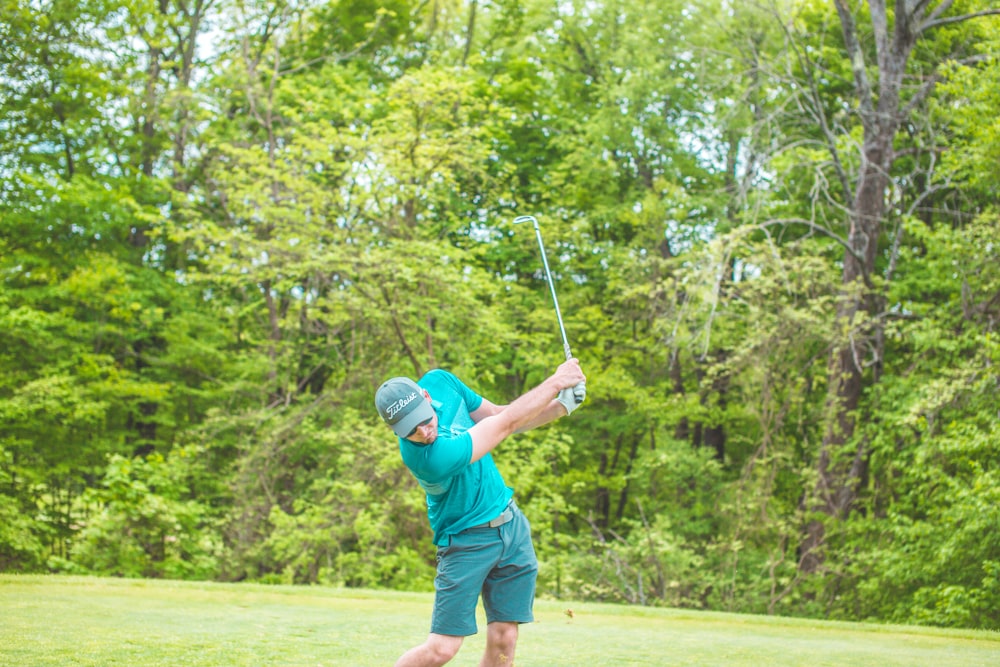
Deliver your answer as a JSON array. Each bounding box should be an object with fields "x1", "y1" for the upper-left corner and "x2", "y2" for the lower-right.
[{"x1": 467, "y1": 358, "x2": 585, "y2": 463}]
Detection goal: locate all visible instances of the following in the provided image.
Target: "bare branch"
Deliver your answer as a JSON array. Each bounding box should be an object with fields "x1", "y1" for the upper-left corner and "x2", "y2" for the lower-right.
[
  {"x1": 906, "y1": 0, "x2": 935, "y2": 18},
  {"x1": 922, "y1": 0, "x2": 957, "y2": 28},
  {"x1": 900, "y1": 69, "x2": 944, "y2": 117},
  {"x1": 278, "y1": 13, "x2": 388, "y2": 76},
  {"x1": 871, "y1": 0, "x2": 890, "y2": 74},
  {"x1": 885, "y1": 218, "x2": 905, "y2": 284},
  {"x1": 920, "y1": 8, "x2": 1000, "y2": 32},
  {"x1": 833, "y1": 0, "x2": 876, "y2": 122},
  {"x1": 757, "y1": 218, "x2": 866, "y2": 266},
  {"x1": 777, "y1": 10, "x2": 854, "y2": 201},
  {"x1": 905, "y1": 182, "x2": 951, "y2": 218}
]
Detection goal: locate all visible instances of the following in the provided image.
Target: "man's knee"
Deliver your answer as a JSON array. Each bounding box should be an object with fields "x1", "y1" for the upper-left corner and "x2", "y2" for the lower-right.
[
  {"x1": 425, "y1": 633, "x2": 464, "y2": 664},
  {"x1": 486, "y1": 621, "x2": 519, "y2": 649}
]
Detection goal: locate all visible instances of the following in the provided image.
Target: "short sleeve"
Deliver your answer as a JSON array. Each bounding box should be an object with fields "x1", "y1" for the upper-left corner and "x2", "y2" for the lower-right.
[{"x1": 416, "y1": 431, "x2": 473, "y2": 485}]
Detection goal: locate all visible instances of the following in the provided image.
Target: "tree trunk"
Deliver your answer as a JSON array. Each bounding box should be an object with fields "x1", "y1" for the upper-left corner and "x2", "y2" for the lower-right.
[{"x1": 801, "y1": 0, "x2": 923, "y2": 573}]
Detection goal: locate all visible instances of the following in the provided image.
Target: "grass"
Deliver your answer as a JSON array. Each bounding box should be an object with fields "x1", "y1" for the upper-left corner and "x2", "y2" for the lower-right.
[{"x1": 1, "y1": 575, "x2": 998, "y2": 666}]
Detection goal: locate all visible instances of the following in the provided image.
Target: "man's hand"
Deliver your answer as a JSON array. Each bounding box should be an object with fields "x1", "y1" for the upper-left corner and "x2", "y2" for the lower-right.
[
  {"x1": 557, "y1": 382, "x2": 586, "y2": 415},
  {"x1": 553, "y1": 358, "x2": 586, "y2": 389},
  {"x1": 554, "y1": 358, "x2": 586, "y2": 416}
]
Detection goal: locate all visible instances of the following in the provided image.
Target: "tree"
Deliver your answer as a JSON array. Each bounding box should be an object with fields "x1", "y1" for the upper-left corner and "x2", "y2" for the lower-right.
[{"x1": 800, "y1": 0, "x2": 1000, "y2": 572}]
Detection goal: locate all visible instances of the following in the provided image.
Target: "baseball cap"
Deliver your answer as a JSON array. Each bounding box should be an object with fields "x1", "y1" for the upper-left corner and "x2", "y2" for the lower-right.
[{"x1": 375, "y1": 377, "x2": 435, "y2": 438}]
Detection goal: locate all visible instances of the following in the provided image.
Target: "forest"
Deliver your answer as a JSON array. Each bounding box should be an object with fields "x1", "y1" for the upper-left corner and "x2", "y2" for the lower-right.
[{"x1": 1, "y1": 0, "x2": 998, "y2": 630}]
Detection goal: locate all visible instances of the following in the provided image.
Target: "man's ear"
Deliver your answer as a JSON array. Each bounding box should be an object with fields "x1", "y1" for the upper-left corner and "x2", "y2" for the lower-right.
[{"x1": 423, "y1": 389, "x2": 432, "y2": 401}]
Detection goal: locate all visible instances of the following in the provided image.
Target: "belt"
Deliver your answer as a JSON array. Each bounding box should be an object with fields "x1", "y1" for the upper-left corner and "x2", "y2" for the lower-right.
[{"x1": 469, "y1": 500, "x2": 517, "y2": 530}]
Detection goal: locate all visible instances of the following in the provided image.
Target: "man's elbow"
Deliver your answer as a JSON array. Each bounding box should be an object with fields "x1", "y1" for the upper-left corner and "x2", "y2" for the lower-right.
[{"x1": 469, "y1": 416, "x2": 517, "y2": 461}]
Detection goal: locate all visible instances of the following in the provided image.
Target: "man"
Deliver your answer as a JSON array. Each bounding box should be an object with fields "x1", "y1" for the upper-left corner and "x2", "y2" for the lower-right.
[{"x1": 374, "y1": 358, "x2": 586, "y2": 667}]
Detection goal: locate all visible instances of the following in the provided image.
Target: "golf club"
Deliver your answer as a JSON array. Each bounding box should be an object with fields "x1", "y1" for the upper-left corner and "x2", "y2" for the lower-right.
[{"x1": 514, "y1": 214, "x2": 586, "y2": 404}]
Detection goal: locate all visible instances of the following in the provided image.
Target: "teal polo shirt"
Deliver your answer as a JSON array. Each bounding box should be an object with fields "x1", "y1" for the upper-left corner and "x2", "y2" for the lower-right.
[{"x1": 398, "y1": 369, "x2": 514, "y2": 546}]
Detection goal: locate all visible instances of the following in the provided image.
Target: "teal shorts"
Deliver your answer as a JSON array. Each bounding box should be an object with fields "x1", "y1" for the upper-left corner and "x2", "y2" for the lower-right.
[{"x1": 430, "y1": 503, "x2": 538, "y2": 636}]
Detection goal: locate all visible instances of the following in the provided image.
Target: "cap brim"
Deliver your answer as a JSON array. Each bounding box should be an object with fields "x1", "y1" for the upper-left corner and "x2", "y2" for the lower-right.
[{"x1": 391, "y1": 398, "x2": 435, "y2": 438}]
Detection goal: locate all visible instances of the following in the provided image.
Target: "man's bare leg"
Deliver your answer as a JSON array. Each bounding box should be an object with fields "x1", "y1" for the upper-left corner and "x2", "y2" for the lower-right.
[
  {"x1": 479, "y1": 621, "x2": 519, "y2": 667},
  {"x1": 395, "y1": 633, "x2": 464, "y2": 667}
]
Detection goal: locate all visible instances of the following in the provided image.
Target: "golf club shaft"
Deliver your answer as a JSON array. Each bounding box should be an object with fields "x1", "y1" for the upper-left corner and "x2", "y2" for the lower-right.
[{"x1": 514, "y1": 215, "x2": 572, "y2": 360}]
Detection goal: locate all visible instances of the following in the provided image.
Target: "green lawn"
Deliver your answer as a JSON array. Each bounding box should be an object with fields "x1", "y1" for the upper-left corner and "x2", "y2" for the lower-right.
[{"x1": 1, "y1": 575, "x2": 997, "y2": 666}]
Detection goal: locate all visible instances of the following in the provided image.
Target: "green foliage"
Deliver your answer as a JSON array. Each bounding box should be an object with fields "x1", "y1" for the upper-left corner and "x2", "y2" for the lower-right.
[
  {"x1": 0, "y1": 478, "x2": 46, "y2": 572},
  {"x1": 2, "y1": 0, "x2": 999, "y2": 632},
  {"x1": 255, "y1": 408, "x2": 434, "y2": 590},
  {"x1": 830, "y1": 214, "x2": 1000, "y2": 628},
  {"x1": 937, "y1": 55, "x2": 1000, "y2": 197},
  {"x1": 63, "y1": 451, "x2": 224, "y2": 579},
  {"x1": 541, "y1": 438, "x2": 725, "y2": 608}
]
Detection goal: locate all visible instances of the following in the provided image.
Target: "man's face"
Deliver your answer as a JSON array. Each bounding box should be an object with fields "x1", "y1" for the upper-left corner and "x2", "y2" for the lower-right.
[{"x1": 403, "y1": 393, "x2": 438, "y2": 444}]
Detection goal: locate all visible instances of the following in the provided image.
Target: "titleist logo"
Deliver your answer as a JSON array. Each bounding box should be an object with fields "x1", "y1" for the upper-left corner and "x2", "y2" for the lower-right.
[{"x1": 387, "y1": 392, "x2": 418, "y2": 419}]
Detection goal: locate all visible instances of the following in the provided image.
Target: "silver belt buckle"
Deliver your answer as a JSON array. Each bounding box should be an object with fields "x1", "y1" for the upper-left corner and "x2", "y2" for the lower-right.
[{"x1": 487, "y1": 502, "x2": 515, "y2": 528}]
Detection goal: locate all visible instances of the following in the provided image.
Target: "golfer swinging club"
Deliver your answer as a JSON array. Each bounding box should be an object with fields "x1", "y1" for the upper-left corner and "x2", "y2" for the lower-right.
[{"x1": 375, "y1": 358, "x2": 586, "y2": 667}]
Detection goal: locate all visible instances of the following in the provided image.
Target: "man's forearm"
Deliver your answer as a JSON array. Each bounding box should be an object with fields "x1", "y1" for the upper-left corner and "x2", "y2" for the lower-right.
[
  {"x1": 513, "y1": 398, "x2": 567, "y2": 433},
  {"x1": 468, "y1": 359, "x2": 584, "y2": 463},
  {"x1": 499, "y1": 377, "x2": 562, "y2": 433},
  {"x1": 468, "y1": 377, "x2": 561, "y2": 462}
]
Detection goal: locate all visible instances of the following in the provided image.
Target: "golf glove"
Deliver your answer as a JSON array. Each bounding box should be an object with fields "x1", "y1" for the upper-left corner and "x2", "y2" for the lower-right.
[{"x1": 557, "y1": 382, "x2": 586, "y2": 415}]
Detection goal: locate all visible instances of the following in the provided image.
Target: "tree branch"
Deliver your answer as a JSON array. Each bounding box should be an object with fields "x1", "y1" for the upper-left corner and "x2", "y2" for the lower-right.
[
  {"x1": 921, "y1": 0, "x2": 957, "y2": 29},
  {"x1": 906, "y1": 0, "x2": 935, "y2": 17},
  {"x1": 871, "y1": 0, "x2": 890, "y2": 74},
  {"x1": 905, "y1": 182, "x2": 950, "y2": 218},
  {"x1": 920, "y1": 8, "x2": 1000, "y2": 32},
  {"x1": 278, "y1": 12, "x2": 388, "y2": 76},
  {"x1": 776, "y1": 9, "x2": 854, "y2": 202},
  {"x1": 833, "y1": 0, "x2": 876, "y2": 122},
  {"x1": 757, "y1": 218, "x2": 866, "y2": 266}
]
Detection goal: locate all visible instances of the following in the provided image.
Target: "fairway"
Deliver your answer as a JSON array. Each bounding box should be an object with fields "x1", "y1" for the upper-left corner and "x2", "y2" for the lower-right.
[{"x1": 1, "y1": 575, "x2": 997, "y2": 666}]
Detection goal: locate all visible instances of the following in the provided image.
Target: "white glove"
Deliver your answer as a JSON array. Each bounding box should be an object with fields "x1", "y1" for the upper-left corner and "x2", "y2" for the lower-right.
[{"x1": 557, "y1": 382, "x2": 586, "y2": 415}]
